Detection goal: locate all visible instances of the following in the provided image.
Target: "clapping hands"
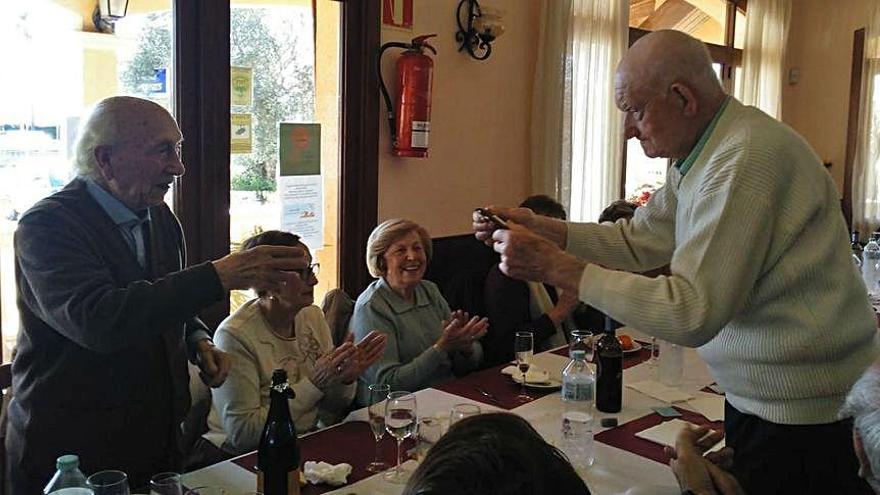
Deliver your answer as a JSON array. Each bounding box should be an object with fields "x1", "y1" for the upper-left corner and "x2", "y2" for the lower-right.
[
  {"x1": 435, "y1": 310, "x2": 489, "y2": 354},
  {"x1": 309, "y1": 331, "x2": 388, "y2": 389}
]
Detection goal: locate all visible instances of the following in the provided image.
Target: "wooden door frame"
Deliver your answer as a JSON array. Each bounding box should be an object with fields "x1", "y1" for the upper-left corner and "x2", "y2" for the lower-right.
[{"x1": 843, "y1": 28, "x2": 866, "y2": 231}]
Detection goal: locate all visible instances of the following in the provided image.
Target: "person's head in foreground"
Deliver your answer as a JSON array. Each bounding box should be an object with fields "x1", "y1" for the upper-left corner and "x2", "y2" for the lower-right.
[
  {"x1": 366, "y1": 218, "x2": 433, "y2": 300},
  {"x1": 615, "y1": 29, "x2": 727, "y2": 160},
  {"x1": 403, "y1": 412, "x2": 591, "y2": 495},
  {"x1": 840, "y1": 365, "x2": 880, "y2": 493},
  {"x1": 75, "y1": 96, "x2": 185, "y2": 211},
  {"x1": 241, "y1": 230, "x2": 318, "y2": 311}
]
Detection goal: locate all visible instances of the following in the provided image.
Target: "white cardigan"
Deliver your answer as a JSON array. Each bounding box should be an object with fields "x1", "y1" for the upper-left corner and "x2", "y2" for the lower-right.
[
  {"x1": 570, "y1": 98, "x2": 879, "y2": 425},
  {"x1": 204, "y1": 301, "x2": 355, "y2": 454}
]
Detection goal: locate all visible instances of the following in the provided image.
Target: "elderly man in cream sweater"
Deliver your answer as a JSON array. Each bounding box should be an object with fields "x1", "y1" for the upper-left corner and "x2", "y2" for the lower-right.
[{"x1": 475, "y1": 30, "x2": 879, "y2": 495}]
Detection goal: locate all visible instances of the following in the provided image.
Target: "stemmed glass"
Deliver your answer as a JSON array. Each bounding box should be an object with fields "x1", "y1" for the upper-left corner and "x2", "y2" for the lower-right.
[
  {"x1": 366, "y1": 383, "x2": 391, "y2": 473},
  {"x1": 514, "y1": 331, "x2": 534, "y2": 402},
  {"x1": 648, "y1": 336, "x2": 660, "y2": 367},
  {"x1": 149, "y1": 472, "x2": 182, "y2": 495},
  {"x1": 384, "y1": 391, "x2": 418, "y2": 484},
  {"x1": 569, "y1": 330, "x2": 595, "y2": 362},
  {"x1": 87, "y1": 470, "x2": 130, "y2": 495},
  {"x1": 449, "y1": 403, "x2": 481, "y2": 425}
]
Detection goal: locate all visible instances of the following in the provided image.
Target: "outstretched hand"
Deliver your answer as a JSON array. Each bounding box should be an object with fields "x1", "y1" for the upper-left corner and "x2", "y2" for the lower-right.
[{"x1": 212, "y1": 245, "x2": 307, "y2": 294}]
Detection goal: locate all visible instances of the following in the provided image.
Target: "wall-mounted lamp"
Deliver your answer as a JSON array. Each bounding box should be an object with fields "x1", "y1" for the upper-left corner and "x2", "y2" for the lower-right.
[
  {"x1": 93, "y1": 0, "x2": 130, "y2": 34},
  {"x1": 455, "y1": 0, "x2": 505, "y2": 61}
]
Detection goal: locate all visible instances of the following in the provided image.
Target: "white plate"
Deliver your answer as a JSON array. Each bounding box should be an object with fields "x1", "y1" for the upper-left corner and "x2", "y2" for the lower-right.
[
  {"x1": 623, "y1": 341, "x2": 643, "y2": 354},
  {"x1": 511, "y1": 374, "x2": 563, "y2": 389}
]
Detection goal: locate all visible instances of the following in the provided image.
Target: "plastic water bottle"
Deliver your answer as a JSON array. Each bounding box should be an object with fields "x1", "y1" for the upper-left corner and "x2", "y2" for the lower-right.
[
  {"x1": 43, "y1": 454, "x2": 93, "y2": 495},
  {"x1": 863, "y1": 233, "x2": 880, "y2": 295},
  {"x1": 560, "y1": 349, "x2": 595, "y2": 469}
]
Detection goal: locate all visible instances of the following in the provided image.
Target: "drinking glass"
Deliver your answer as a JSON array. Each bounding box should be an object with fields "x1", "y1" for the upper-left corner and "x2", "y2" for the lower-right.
[
  {"x1": 149, "y1": 472, "x2": 182, "y2": 495},
  {"x1": 184, "y1": 488, "x2": 225, "y2": 495},
  {"x1": 384, "y1": 391, "x2": 418, "y2": 484},
  {"x1": 366, "y1": 383, "x2": 391, "y2": 473},
  {"x1": 449, "y1": 403, "x2": 481, "y2": 425},
  {"x1": 87, "y1": 470, "x2": 130, "y2": 495},
  {"x1": 514, "y1": 331, "x2": 534, "y2": 402},
  {"x1": 647, "y1": 336, "x2": 660, "y2": 367},
  {"x1": 569, "y1": 330, "x2": 595, "y2": 362}
]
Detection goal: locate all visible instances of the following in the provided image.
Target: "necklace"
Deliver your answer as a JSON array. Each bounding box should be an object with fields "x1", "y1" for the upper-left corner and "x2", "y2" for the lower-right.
[{"x1": 257, "y1": 299, "x2": 296, "y2": 339}]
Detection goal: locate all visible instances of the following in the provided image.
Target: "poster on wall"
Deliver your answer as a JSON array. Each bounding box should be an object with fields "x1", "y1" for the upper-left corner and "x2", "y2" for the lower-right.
[
  {"x1": 230, "y1": 114, "x2": 252, "y2": 154},
  {"x1": 382, "y1": 0, "x2": 413, "y2": 31},
  {"x1": 230, "y1": 66, "x2": 253, "y2": 107},
  {"x1": 279, "y1": 123, "x2": 322, "y2": 249}
]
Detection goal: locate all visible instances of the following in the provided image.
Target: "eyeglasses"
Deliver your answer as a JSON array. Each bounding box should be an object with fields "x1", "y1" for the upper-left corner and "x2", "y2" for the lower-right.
[{"x1": 293, "y1": 263, "x2": 320, "y2": 279}]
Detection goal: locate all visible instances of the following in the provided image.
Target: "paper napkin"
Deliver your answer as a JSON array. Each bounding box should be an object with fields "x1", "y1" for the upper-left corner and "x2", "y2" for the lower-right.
[
  {"x1": 686, "y1": 392, "x2": 725, "y2": 421},
  {"x1": 635, "y1": 419, "x2": 725, "y2": 453},
  {"x1": 627, "y1": 380, "x2": 694, "y2": 403},
  {"x1": 501, "y1": 365, "x2": 551, "y2": 384},
  {"x1": 303, "y1": 461, "x2": 352, "y2": 486}
]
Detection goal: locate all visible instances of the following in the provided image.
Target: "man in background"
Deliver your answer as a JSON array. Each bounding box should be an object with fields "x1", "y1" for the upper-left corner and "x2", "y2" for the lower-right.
[{"x1": 7, "y1": 96, "x2": 306, "y2": 492}]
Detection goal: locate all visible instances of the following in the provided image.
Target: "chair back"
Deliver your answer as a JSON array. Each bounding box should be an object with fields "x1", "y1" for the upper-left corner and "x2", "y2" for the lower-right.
[
  {"x1": 0, "y1": 362, "x2": 12, "y2": 495},
  {"x1": 322, "y1": 288, "x2": 355, "y2": 346}
]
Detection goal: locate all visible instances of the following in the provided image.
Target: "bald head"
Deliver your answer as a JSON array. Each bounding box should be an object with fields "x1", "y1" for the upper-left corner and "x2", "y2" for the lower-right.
[
  {"x1": 74, "y1": 96, "x2": 175, "y2": 180},
  {"x1": 616, "y1": 30, "x2": 724, "y2": 101}
]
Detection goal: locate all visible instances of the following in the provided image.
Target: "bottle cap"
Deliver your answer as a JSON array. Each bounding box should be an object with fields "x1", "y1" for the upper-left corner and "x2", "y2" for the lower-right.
[
  {"x1": 56, "y1": 454, "x2": 79, "y2": 471},
  {"x1": 572, "y1": 350, "x2": 586, "y2": 360}
]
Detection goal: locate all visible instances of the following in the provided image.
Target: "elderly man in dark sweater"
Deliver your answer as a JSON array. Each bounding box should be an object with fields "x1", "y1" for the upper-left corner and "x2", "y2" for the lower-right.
[{"x1": 6, "y1": 96, "x2": 306, "y2": 493}]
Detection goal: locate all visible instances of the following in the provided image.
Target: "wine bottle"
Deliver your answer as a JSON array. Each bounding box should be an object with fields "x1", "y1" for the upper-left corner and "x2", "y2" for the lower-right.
[
  {"x1": 256, "y1": 369, "x2": 301, "y2": 495},
  {"x1": 595, "y1": 316, "x2": 623, "y2": 413}
]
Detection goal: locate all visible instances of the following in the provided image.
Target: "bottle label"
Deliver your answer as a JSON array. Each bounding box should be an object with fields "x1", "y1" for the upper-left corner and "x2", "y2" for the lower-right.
[{"x1": 562, "y1": 381, "x2": 593, "y2": 402}]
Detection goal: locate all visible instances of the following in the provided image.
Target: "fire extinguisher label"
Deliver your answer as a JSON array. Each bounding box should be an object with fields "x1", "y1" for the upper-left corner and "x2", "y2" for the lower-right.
[{"x1": 411, "y1": 121, "x2": 430, "y2": 148}]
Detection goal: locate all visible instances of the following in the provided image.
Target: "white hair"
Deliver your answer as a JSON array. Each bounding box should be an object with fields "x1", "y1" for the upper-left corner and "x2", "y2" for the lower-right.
[
  {"x1": 840, "y1": 366, "x2": 880, "y2": 484},
  {"x1": 73, "y1": 96, "x2": 166, "y2": 180}
]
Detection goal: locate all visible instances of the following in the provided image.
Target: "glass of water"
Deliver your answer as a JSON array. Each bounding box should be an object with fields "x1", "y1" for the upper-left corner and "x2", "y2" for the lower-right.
[
  {"x1": 149, "y1": 472, "x2": 181, "y2": 495},
  {"x1": 449, "y1": 403, "x2": 481, "y2": 425},
  {"x1": 87, "y1": 470, "x2": 130, "y2": 495},
  {"x1": 569, "y1": 330, "x2": 595, "y2": 362},
  {"x1": 384, "y1": 391, "x2": 418, "y2": 484}
]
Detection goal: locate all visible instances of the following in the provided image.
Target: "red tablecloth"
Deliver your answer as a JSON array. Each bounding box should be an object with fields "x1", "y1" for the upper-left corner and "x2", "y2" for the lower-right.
[
  {"x1": 595, "y1": 407, "x2": 724, "y2": 464},
  {"x1": 231, "y1": 421, "x2": 413, "y2": 495}
]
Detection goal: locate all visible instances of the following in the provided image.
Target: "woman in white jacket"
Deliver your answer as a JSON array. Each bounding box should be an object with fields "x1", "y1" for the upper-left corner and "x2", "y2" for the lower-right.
[{"x1": 204, "y1": 230, "x2": 386, "y2": 455}]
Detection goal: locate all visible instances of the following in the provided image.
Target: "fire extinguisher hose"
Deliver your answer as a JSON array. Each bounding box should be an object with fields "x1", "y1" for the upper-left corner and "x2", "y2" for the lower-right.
[{"x1": 377, "y1": 42, "x2": 412, "y2": 148}]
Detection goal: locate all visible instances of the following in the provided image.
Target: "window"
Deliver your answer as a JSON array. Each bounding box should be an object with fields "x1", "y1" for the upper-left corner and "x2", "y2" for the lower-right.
[{"x1": 623, "y1": 0, "x2": 745, "y2": 202}]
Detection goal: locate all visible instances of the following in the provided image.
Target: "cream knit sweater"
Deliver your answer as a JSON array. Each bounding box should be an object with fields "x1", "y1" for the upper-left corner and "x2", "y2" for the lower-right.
[{"x1": 570, "y1": 98, "x2": 879, "y2": 425}]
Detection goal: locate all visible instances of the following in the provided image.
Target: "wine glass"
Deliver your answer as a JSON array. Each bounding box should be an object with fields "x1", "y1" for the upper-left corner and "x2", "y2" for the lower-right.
[
  {"x1": 569, "y1": 330, "x2": 595, "y2": 362},
  {"x1": 184, "y1": 488, "x2": 225, "y2": 495},
  {"x1": 449, "y1": 403, "x2": 480, "y2": 425},
  {"x1": 87, "y1": 470, "x2": 130, "y2": 495},
  {"x1": 648, "y1": 336, "x2": 660, "y2": 367},
  {"x1": 514, "y1": 331, "x2": 534, "y2": 402},
  {"x1": 384, "y1": 391, "x2": 418, "y2": 484},
  {"x1": 366, "y1": 383, "x2": 391, "y2": 473},
  {"x1": 149, "y1": 472, "x2": 182, "y2": 495}
]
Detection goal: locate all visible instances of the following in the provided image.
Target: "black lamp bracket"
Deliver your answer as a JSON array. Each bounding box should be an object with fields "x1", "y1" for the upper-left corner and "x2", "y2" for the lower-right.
[{"x1": 455, "y1": 0, "x2": 492, "y2": 61}]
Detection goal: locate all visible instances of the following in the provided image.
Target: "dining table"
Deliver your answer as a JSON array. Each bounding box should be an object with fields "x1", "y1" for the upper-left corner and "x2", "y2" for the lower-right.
[{"x1": 182, "y1": 330, "x2": 719, "y2": 495}]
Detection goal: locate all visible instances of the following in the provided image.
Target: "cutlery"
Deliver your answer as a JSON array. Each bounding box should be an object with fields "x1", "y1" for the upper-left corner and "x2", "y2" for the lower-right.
[{"x1": 476, "y1": 387, "x2": 501, "y2": 404}]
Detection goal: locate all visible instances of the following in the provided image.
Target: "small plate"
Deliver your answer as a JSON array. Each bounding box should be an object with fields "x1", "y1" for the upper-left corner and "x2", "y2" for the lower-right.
[
  {"x1": 511, "y1": 374, "x2": 563, "y2": 389},
  {"x1": 623, "y1": 341, "x2": 643, "y2": 354}
]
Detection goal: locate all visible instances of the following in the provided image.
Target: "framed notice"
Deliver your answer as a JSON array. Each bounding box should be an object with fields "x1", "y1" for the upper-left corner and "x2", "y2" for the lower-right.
[
  {"x1": 279, "y1": 123, "x2": 322, "y2": 248},
  {"x1": 382, "y1": 0, "x2": 413, "y2": 31},
  {"x1": 230, "y1": 66, "x2": 253, "y2": 107},
  {"x1": 230, "y1": 114, "x2": 253, "y2": 154}
]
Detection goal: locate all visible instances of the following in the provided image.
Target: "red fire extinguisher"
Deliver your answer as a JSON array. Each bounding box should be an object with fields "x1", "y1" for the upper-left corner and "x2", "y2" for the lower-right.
[{"x1": 378, "y1": 34, "x2": 437, "y2": 158}]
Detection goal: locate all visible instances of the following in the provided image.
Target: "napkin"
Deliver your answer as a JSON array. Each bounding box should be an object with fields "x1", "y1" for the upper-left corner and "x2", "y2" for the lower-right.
[
  {"x1": 635, "y1": 419, "x2": 725, "y2": 453},
  {"x1": 501, "y1": 365, "x2": 550, "y2": 384},
  {"x1": 303, "y1": 460, "x2": 352, "y2": 486},
  {"x1": 627, "y1": 380, "x2": 694, "y2": 403},
  {"x1": 687, "y1": 392, "x2": 725, "y2": 421}
]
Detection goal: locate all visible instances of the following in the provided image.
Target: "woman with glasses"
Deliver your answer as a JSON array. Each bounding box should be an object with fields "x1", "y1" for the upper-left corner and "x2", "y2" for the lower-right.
[{"x1": 203, "y1": 230, "x2": 386, "y2": 456}]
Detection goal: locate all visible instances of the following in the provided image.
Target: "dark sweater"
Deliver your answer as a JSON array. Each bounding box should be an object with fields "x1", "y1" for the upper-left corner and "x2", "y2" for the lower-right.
[{"x1": 7, "y1": 178, "x2": 224, "y2": 493}]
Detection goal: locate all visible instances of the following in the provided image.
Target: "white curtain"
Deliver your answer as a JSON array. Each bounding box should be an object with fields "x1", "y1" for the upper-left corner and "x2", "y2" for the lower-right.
[
  {"x1": 735, "y1": 0, "x2": 791, "y2": 119},
  {"x1": 852, "y1": 1, "x2": 880, "y2": 235},
  {"x1": 530, "y1": 0, "x2": 628, "y2": 222}
]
